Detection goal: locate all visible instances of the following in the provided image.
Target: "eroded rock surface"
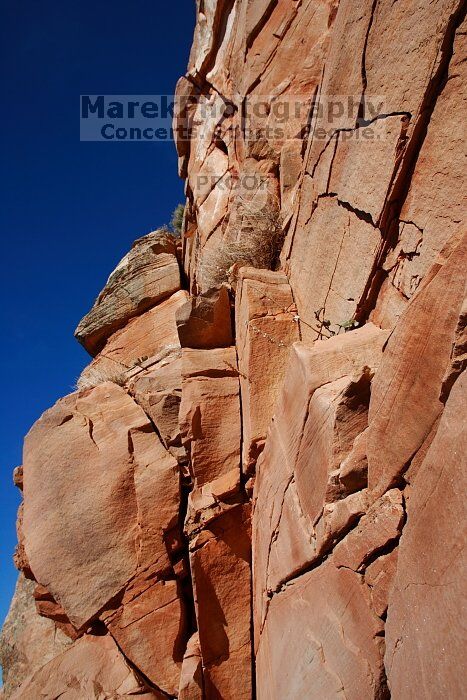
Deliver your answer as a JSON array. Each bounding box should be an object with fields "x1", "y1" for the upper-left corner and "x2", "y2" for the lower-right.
[
  {"x1": 22, "y1": 382, "x2": 180, "y2": 630},
  {"x1": 0, "y1": 576, "x2": 71, "y2": 697},
  {"x1": 256, "y1": 561, "x2": 387, "y2": 700},
  {"x1": 2, "y1": 1, "x2": 466, "y2": 698},
  {"x1": 384, "y1": 372, "x2": 467, "y2": 699},
  {"x1": 10, "y1": 634, "x2": 158, "y2": 699},
  {"x1": 179, "y1": 346, "x2": 241, "y2": 490},
  {"x1": 235, "y1": 268, "x2": 299, "y2": 474},
  {"x1": 190, "y1": 505, "x2": 252, "y2": 700},
  {"x1": 75, "y1": 230, "x2": 180, "y2": 355}
]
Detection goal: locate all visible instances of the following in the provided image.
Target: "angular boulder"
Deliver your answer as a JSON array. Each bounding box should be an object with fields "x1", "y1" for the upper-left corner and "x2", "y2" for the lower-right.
[
  {"x1": 176, "y1": 285, "x2": 233, "y2": 349},
  {"x1": 179, "y1": 347, "x2": 241, "y2": 489},
  {"x1": 235, "y1": 267, "x2": 299, "y2": 474},
  {"x1": 77, "y1": 290, "x2": 188, "y2": 389},
  {"x1": 0, "y1": 575, "x2": 70, "y2": 698},
  {"x1": 75, "y1": 230, "x2": 180, "y2": 356},
  {"x1": 22, "y1": 382, "x2": 179, "y2": 629}
]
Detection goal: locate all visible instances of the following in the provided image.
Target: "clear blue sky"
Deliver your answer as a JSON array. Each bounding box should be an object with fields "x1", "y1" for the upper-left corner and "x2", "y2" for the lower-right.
[{"x1": 0, "y1": 0, "x2": 195, "y2": 633}]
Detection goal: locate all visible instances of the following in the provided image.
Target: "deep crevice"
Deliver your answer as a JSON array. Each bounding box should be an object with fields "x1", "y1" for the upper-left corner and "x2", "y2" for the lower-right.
[
  {"x1": 177, "y1": 478, "x2": 198, "y2": 641},
  {"x1": 357, "y1": 0, "x2": 379, "y2": 124},
  {"x1": 337, "y1": 198, "x2": 376, "y2": 226},
  {"x1": 110, "y1": 631, "x2": 176, "y2": 699},
  {"x1": 196, "y1": 0, "x2": 236, "y2": 81},
  {"x1": 358, "y1": 531, "x2": 403, "y2": 574},
  {"x1": 245, "y1": 0, "x2": 278, "y2": 51}
]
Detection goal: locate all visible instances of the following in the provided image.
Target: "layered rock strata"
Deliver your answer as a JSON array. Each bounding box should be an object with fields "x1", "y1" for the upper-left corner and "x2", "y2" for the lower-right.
[{"x1": 1, "y1": 1, "x2": 466, "y2": 699}]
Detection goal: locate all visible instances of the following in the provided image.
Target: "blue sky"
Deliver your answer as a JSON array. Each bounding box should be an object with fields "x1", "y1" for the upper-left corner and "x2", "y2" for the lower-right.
[{"x1": 0, "y1": 0, "x2": 195, "y2": 635}]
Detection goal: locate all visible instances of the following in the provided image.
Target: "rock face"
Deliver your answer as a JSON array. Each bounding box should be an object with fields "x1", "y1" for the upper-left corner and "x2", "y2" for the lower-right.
[
  {"x1": 235, "y1": 268, "x2": 300, "y2": 474},
  {"x1": 75, "y1": 230, "x2": 180, "y2": 355},
  {"x1": 179, "y1": 347, "x2": 241, "y2": 490},
  {"x1": 256, "y1": 561, "x2": 387, "y2": 699},
  {"x1": 77, "y1": 289, "x2": 188, "y2": 389},
  {"x1": 190, "y1": 505, "x2": 252, "y2": 699},
  {"x1": 0, "y1": 576, "x2": 70, "y2": 697},
  {"x1": 2, "y1": 2, "x2": 466, "y2": 699},
  {"x1": 10, "y1": 635, "x2": 158, "y2": 699},
  {"x1": 384, "y1": 372, "x2": 466, "y2": 699}
]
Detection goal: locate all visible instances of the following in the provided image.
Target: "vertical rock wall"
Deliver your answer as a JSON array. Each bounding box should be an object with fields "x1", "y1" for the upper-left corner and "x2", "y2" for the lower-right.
[{"x1": 1, "y1": 1, "x2": 465, "y2": 698}]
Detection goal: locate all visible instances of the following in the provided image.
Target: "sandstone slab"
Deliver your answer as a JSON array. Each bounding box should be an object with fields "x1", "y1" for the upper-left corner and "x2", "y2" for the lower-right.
[
  {"x1": 178, "y1": 632, "x2": 204, "y2": 700},
  {"x1": 176, "y1": 285, "x2": 233, "y2": 349},
  {"x1": 179, "y1": 347, "x2": 241, "y2": 489},
  {"x1": 188, "y1": 0, "x2": 233, "y2": 80},
  {"x1": 190, "y1": 504, "x2": 252, "y2": 699},
  {"x1": 289, "y1": 196, "x2": 381, "y2": 342},
  {"x1": 367, "y1": 231, "x2": 467, "y2": 496},
  {"x1": 328, "y1": 115, "x2": 409, "y2": 225},
  {"x1": 22, "y1": 382, "x2": 179, "y2": 629},
  {"x1": 333, "y1": 489, "x2": 404, "y2": 571},
  {"x1": 385, "y1": 371, "x2": 467, "y2": 699},
  {"x1": 107, "y1": 579, "x2": 186, "y2": 697},
  {"x1": 10, "y1": 634, "x2": 157, "y2": 699},
  {"x1": 256, "y1": 561, "x2": 386, "y2": 700},
  {"x1": 128, "y1": 350, "x2": 185, "y2": 463},
  {"x1": 364, "y1": 549, "x2": 398, "y2": 619},
  {"x1": 78, "y1": 290, "x2": 188, "y2": 389},
  {"x1": 387, "y1": 22, "x2": 466, "y2": 305},
  {"x1": 262, "y1": 372, "x2": 371, "y2": 600},
  {"x1": 253, "y1": 325, "x2": 388, "y2": 634},
  {"x1": 75, "y1": 230, "x2": 180, "y2": 355},
  {"x1": 235, "y1": 267, "x2": 299, "y2": 474},
  {"x1": 365, "y1": 0, "x2": 463, "y2": 127}
]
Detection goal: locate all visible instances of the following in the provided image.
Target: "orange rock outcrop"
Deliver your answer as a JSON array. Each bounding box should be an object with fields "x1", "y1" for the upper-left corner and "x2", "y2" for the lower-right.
[{"x1": 1, "y1": 1, "x2": 465, "y2": 698}]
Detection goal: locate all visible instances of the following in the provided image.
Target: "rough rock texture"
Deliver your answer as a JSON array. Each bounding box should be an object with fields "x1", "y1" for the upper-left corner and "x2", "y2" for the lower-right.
[
  {"x1": 2, "y1": 1, "x2": 466, "y2": 698},
  {"x1": 179, "y1": 633, "x2": 203, "y2": 699},
  {"x1": 252, "y1": 324, "x2": 389, "y2": 635},
  {"x1": 75, "y1": 230, "x2": 180, "y2": 355},
  {"x1": 179, "y1": 347, "x2": 241, "y2": 490},
  {"x1": 176, "y1": 286, "x2": 233, "y2": 349},
  {"x1": 0, "y1": 576, "x2": 71, "y2": 697},
  {"x1": 105, "y1": 578, "x2": 186, "y2": 696},
  {"x1": 384, "y1": 372, "x2": 467, "y2": 699},
  {"x1": 235, "y1": 268, "x2": 300, "y2": 474},
  {"x1": 77, "y1": 289, "x2": 188, "y2": 390},
  {"x1": 22, "y1": 382, "x2": 181, "y2": 630},
  {"x1": 128, "y1": 349, "x2": 186, "y2": 465},
  {"x1": 10, "y1": 634, "x2": 158, "y2": 699},
  {"x1": 18, "y1": 380, "x2": 186, "y2": 696},
  {"x1": 190, "y1": 505, "x2": 252, "y2": 699},
  {"x1": 367, "y1": 231, "x2": 467, "y2": 496},
  {"x1": 256, "y1": 561, "x2": 386, "y2": 699}
]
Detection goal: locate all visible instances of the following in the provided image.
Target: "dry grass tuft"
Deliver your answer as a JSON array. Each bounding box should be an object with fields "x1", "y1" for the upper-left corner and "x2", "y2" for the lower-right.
[
  {"x1": 75, "y1": 364, "x2": 127, "y2": 391},
  {"x1": 198, "y1": 199, "x2": 283, "y2": 290}
]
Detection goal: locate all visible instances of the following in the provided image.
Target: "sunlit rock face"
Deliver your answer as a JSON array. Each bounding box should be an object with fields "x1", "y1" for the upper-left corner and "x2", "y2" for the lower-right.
[
  {"x1": 2, "y1": 1, "x2": 466, "y2": 698},
  {"x1": 74, "y1": 229, "x2": 181, "y2": 356}
]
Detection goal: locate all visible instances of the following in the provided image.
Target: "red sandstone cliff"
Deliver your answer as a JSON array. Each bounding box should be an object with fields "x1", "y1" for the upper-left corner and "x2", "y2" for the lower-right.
[{"x1": 1, "y1": 1, "x2": 466, "y2": 698}]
